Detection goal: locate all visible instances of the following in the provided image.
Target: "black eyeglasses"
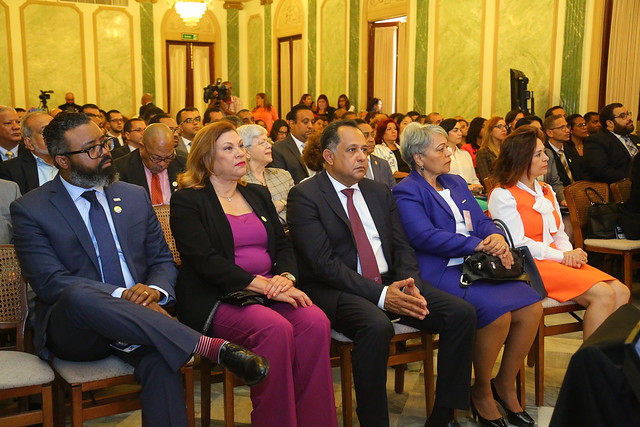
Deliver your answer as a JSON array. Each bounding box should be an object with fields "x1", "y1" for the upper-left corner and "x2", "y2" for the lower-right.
[
  {"x1": 614, "y1": 111, "x2": 632, "y2": 120},
  {"x1": 148, "y1": 151, "x2": 177, "y2": 163},
  {"x1": 59, "y1": 137, "x2": 115, "y2": 159},
  {"x1": 180, "y1": 117, "x2": 201, "y2": 125}
]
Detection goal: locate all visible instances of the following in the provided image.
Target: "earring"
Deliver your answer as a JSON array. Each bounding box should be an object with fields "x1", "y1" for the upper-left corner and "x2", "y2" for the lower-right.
[{"x1": 419, "y1": 166, "x2": 425, "y2": 171}]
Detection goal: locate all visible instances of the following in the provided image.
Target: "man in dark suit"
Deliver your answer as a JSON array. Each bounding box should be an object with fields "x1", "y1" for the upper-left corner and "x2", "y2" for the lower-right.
[
  {"x1": 287, "y1": 120, "x2": 476, "y2": 427},
  {"x1": 111, "y1": 118, "x2": 146, "y2": 160},
  {"x1": 0, "y1": 111, "x2": 57, "y2": 194},
  {"x1": 357, "y1": 119, "x2": 396, "y2": 188},
  {"x1": 271, "y1": 104, "x2": 314, "y2": 184},
  {"x1": 0, "y1": 106, "x2": 29, "y2": 161},
  {"x1": 57, "y1": 92, "x2": 82, "y2": 113},
  {"x1": 139, "y1": 93, "x2": 155, "y2": 118},
  {"x1": 584, "y1": 103, "x2": 640, "y2": 183},
  {"x1": 10, "y1": 113, "x2": 267, "y2": 427},
  {"x1": 543, "y1": 114, "x2": 586, "y2": 186},
  {"x1": 115, "y1": 123, "x2": 185, "y2": 204}
]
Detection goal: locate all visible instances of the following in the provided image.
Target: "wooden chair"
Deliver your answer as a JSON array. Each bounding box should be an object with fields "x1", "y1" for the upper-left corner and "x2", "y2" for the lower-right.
[
  {"x1": 0, "y1": 245, "x2": 55, "y2": 426},
  {"x1": 154, "y1": 204, "x2": 181, "y2": 265},
  {"x1": 610, "y1": 178, "x2": 632, "y2": 203},
  {"x1": 527, "y1": 298, "x2": 584, "y2": 406},
  {"x1": 50, "y1": 206, "x2": 195, "y2": 426},
  {"x1": 564, "y1": 181, "x2": 640, "y2": 290},
  {"x1": 331, "y1": 324, "x2": 434, "y2": 427}
]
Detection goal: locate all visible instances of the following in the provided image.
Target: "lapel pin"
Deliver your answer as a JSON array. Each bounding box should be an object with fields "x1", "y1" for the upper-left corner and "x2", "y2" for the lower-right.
[
  {"x1": 260, "y1": 216, "x2": 267, "y2": 222},
  {"x1": 113, "y1": 197, "x2": 121, "y2": 202},
  {"x1": 114, "y1": 206, "x2": 122, "y2": 213},
  {"x1": 172, "y1": 181, "x2": 178, "y2": 187}
]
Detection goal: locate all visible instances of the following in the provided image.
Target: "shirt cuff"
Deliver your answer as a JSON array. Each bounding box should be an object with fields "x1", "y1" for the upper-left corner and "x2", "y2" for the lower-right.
[
  {"x1": 149, "y1": 285, "x2": 171, "y2": 305},
  {"x1": 111, "y1": 287, "x2": 125, "y2": 299},
  {"x1": 377, "y1": 285, "x2": 389, "y2": 310}
]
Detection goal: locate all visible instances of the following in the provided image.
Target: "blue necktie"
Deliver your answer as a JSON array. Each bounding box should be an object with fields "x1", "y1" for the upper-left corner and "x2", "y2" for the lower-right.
[{"x1": 81, "y1": 190, "x2": 126, "y2": 287}]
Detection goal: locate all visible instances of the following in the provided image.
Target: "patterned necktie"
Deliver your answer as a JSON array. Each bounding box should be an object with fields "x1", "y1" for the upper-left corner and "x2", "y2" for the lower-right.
[
  {"x1": 622, "y1": 135, "x2": 638, "y2": 157},
  {"x1": 6, "y1": 151, "x2": 14, "y2": 160},
  {"x1": 558, "y1": 148, "x2": 573, "y2": 182},
  {"x1": 341, "y1": 188, "x2": 382, "y2": 283},
  {"x1": 365, "y1": 159, "x2": 374, "y2": 180},
  {"x1": 150, "y1": 173, "x2": 163, "y2": 205},
  {"x1": 81, "y1": 190, "x2": 126, "y2": 287}
]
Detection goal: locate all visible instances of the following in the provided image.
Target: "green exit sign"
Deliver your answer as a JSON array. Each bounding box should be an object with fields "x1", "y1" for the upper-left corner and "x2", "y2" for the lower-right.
[{"x1": 181, "y1": 33, "x2": 198, "y2": 40}]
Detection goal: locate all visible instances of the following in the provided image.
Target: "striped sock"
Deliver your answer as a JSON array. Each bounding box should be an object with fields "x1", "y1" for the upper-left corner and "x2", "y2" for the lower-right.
[{"x1": 194, "y1": 336, "x2": 227, "y2": 362}]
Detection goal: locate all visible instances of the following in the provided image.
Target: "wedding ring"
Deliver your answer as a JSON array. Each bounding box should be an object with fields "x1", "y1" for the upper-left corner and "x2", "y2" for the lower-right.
[{"x1": 143, "y1": 291, "x2": 149, "y2": 296}]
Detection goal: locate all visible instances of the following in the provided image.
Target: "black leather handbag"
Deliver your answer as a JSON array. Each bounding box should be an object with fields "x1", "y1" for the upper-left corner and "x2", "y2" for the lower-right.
[{"x1": 585, "y1": 187, "x2": 623, "y2": 239}]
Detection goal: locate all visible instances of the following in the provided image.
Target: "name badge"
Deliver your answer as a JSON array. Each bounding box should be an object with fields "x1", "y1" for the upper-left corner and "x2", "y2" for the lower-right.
[{"x1": 463, "y1": 210, "x2": 473, "y2": 232}]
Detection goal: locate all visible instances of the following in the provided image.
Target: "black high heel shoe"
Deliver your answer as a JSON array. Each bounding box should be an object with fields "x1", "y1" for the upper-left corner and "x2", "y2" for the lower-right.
[
  {"x1": 470, "y1": 398, "x2": 507, "y2": 427},
  {"x1": 490, "y1": 379, "x2": 535, "y2": 427}
]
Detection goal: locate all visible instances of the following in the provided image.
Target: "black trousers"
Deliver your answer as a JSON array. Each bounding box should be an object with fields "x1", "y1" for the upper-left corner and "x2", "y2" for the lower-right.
[
  {"x1": 46, "y1": 284, "x2": 201, "y2": 427},
  {"x1": 332, "y1": 285, "x2": 476, "y2": 427}
]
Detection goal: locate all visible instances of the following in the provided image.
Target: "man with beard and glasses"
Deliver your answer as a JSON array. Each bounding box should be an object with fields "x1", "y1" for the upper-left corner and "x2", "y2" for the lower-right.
[
  {"x1": 9, "y1": 113, "x2": 269, "y2": 427},
  {"x1": 584, "y1": 103, "x2": 640, "y2": 183}
]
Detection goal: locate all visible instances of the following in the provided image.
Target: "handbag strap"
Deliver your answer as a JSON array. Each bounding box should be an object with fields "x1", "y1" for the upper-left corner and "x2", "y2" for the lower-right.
[
  {"x1": 492, "y1": 218, "x2": 516, "y2": 248},
  {"x1": 584, "y1": 186, "x2": 607, "y2": 205}
]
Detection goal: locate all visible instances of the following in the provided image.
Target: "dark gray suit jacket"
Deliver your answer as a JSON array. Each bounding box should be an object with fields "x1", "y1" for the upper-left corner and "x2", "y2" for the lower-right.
[
  {"x1": 0, "y1": 153, "x2": 40, "y2": 194},
  {"x1": 114, "y1": 150, "x2": 186, "y2": 197},
  {"x1": 369, "y1": 154, "x2": 395, "y2": 189},
  {"x1": 584, "y1": 130, "x2": 640, "y2": 183},
  {"x1": 270, "y1": 135, "x2": 308, "y2": 184}
]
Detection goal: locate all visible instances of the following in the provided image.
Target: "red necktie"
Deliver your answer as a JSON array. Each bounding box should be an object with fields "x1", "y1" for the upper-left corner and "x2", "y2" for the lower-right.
[
  {"x1": 341, "y1": 188, "x2": 382, "y2": 283},
  {"x1": 151, "y1": 173, "x2": 163, "y2": 205}
]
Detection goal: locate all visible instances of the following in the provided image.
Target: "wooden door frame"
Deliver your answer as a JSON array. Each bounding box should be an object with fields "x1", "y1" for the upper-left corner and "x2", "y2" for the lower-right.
[{"x1": 277, "y1": 35, "x2": 302, "y2": 118}]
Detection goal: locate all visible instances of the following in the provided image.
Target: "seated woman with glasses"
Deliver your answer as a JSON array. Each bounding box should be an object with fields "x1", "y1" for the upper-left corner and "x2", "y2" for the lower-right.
[
  {"x1": 566, "y1": 114, "x2": 588, "y2": 156},
  {"x1": 269, "y1": 119, "x2": 289, "y2": 143},
  {"x1": 475, "y1": 116, "x2": 507, "y2": 188}
]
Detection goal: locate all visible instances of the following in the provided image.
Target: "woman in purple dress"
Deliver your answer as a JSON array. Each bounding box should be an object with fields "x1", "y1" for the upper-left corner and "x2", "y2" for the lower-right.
[{"x1": 170, "y1": 121, "x2": 337, "y2": 427}]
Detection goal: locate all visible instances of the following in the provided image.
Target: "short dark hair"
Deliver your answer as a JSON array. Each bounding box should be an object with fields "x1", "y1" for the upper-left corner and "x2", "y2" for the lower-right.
[
  {"x1": 203, "y1": 106, "x2": 223, "y2": 125},
  {"x1": 143, "y1": 106, "x2": 164, "y2": 123},
  {"x1": 543, "y1": 114, "x2": 565, "y2": 132},
  {"x1": 286, "y1": 104, "x2": 313, "y2": 122},
  {"x1": 505, "y1": 108, "x2": 523, "y2": 124},
  {"x1": 105, "y1": 109, "x2": 121, "y2": 121},
  {"x1": 494, "y1": 125, "x2": 544, "y2": 187},
  {"x1": 584, "y1": 111, "x2": 599, "y2": 122},
  {"x1": 354, "y1": 118, "x2": 367, "y2": 125},
  {"x1": 439, "y1": 118, "x2": 458, "y2": 133},
  {"x1": 43, "y1": 112, "x2": 91, "y2": 162},
  {"x1": 599, "y1": 103, "x2": 623, "y2": 125},
  {"x1": 81, "y1": 103, "x2": 99, "y2": 112},
  {"x1": 124, "y1": 117, "x2": 145, "y2": 134},
  {"x1": 148, "y1": 113, "x2": 172, "y2": 124},
  {"x1": 176, "y1": 107, "x2": 198, "y2": 124},
  {"x1": 320, "y1": 119, "x2": 359, "y2": 152},
  {"x1": 566, "y1": 114, "x2": 583, "y2": 130},
  {"x1": 15, "y1": 107, "x2": 26, "y2": 113},
  {"x1": 515, "y1": 115, "x2": 543, "y2": 129},
  {"x1": 544, "y1": 105, "x2": 564, "y2": 118}
]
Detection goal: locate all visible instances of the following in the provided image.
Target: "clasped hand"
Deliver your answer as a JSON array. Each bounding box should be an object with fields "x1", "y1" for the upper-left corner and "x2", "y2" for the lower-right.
[
  {"x1": 121, "y1": 283, "x2": 172, "y2": 317},
  {"x1": 474, "y1": 233, "x2": 513, "y2": 269},
  {"x1": 251, "y1": 275, "x2": 312, "y2": 308},
  {"x1": 562, "y1": 248, "x2": 588, "y2": 268},
  {"x1": 384, "y1": 278, "x2": 428, "y2": 320}
]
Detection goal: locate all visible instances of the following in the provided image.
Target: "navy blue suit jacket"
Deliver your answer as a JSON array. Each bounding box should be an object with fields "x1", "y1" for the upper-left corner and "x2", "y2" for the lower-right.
[
  {"x1": 393, "y1": 172, "x2": 503, "y2": 287},
  {"x1": 10, "y1": 175, "x2": 177, "y2": 355}
]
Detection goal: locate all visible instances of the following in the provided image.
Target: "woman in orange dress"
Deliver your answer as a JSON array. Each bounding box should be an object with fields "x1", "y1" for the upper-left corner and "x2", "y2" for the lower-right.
[{"x1": 488, "y1": 125, "x2": 629, "y2": 340}]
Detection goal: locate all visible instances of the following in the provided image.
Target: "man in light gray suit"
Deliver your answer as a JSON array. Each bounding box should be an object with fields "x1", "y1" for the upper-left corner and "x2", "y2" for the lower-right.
[
  {"x1": 0, "y1": 178, "x2": 21, "y2": 243},
  {"x1": 356, "y1": 120, "x2": 396, "y2": 189}
]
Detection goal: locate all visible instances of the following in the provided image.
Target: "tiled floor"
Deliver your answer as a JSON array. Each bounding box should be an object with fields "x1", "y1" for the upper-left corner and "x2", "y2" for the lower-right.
[{"x1": 75, "y1": 290, "x2": 640, "y2": 426}]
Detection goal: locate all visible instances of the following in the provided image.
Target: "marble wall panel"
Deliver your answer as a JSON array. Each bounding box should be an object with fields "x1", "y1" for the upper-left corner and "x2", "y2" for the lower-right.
[
  {"x1": 308, "y1": 0, "x2": 317, "y2": 95},
  {"x1": 348, "y1": 0, "x2": 360, "y2": 110},
  {"x1": 227, "y1": 8, "x2": 240, "y2": 92},
  {"x1": 320, "y1": 0, "x2": 347, "y2": 103},
  {"x1": 413, "y1": 0, "x2": 428, "y2": 113},
  {"x1": 96, "y1": 9, "x2": 134, "y2": 116},
  {"x1": 495, "y1": 0, "x2": 554, "y2": 116},
  {"x1": 0, "y1": 3, "x2": 11, "y2": 105},
  {"x1": 265, "y1": 3, "x2": 272, "y2": 95},
  {"x1": 140, "y1": 1, "x2": 155, "y2": 96},
  {"x1": 434, "y1": 0, "x2": 482, "y2": 119},
  {"x1": 247, "y1": 15, "x2": 264, "y2": 99},
  {"x1": 23, "y1": 3, "x2": 84, "y2": 109},
  {"x1": 560, "y1": 0, "x2": 585, "y2": 115}
]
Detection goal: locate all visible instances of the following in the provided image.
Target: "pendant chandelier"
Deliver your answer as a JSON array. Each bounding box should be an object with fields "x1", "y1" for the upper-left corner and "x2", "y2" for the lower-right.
[{"x1": 168, "y1": 0, "x2": 211, "y2": 27}]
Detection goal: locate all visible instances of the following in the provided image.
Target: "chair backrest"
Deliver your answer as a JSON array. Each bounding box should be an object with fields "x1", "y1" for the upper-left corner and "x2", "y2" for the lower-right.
[
  {"x1": 0, "y1": 244, "x2": 28, "y2": 351},
  {"x1": 610, "y1": 178, "x2": 632, "y2": 203},
  {"x1": 153, "y1": 204, "x2": 181, "y2": 265},
  {"x1": 564, "y1": 181, "x2": 610, "y2": 247}
]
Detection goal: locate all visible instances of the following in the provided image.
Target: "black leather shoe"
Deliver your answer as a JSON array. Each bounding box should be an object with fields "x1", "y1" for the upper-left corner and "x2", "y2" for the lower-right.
[
  {"x1": 491, "y1": 379, "x2": 535, "y2": 426},
  {"x1": 470, "y1": 400, "x2": 507, "y2": 427},
  {"x1": 219, "y1": 342, "x2": 269, "y2": 386},
  {"x1": 424, "y1": 418, "x2": 460, "y2": 427}
]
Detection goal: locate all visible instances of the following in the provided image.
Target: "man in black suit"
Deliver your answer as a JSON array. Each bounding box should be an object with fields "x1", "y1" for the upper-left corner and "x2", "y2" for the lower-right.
[
  {"x1": 115, "y1": 123, "x2": 185, "y2": 205},
  {"x1": 139, "y1": 93, "x2": 154, "y2": 118},
  {"x1": 543, "y1": 114, "x2": 585, "y2": 186},
  {"x1": 57, "y1": 92, "x2": 82, "y2": 113},
  {"x1": 356, "y1": 119, "x2": 395, "y2": 188},
  {"x1": 584, "y1": 103, "x2": 640, "y2": 183},
  {"x1": 10, "y1": 112, "x2": 267, "y2": 427},
  {"x1": 0, "y1": 106, "x2": 29, "y2": 161},
  {"x1": 111, "y1": 118, "x2": 146, "y2": 159},
  {"x1": 0, "y1": 111, "x2": 57, "y2": 194},
  {"x1": 287, "y1": 120, "x2": 475, "y2": 427},
  {"x1": 271, "y1": 104, "x2": 314, "y2": 184}
]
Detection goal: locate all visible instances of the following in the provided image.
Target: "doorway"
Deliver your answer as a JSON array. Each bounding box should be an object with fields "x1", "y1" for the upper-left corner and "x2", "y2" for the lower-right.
[
  {"x1": 166, "y1": 41, "x2": 214, "y2": 117},
  {"x1": 277, "y1": 35, "x2": 303, "y2": 118}
]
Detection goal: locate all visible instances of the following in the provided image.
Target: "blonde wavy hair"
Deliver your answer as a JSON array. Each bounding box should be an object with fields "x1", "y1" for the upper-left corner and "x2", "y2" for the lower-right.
[
  {"x1": 177, "y1": 121, "x2": 240, "y2": 189},
  {"x1": 480, "y1": 116, "x2": 505, "y2": 157}
]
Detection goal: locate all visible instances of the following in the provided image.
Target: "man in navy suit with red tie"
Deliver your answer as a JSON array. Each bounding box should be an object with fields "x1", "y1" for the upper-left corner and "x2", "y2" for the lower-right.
[{"x1": 287, "y1": 120, "x2": 475, "y2": 427}]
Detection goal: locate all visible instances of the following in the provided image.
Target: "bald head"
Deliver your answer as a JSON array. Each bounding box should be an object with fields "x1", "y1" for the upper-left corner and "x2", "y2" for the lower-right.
[
  {"x1": 141, "y1": 93, "x2": 153, "y2": 105},
  {"x1": 140, "y1": 124, "x2": 177, "y2": 173}
]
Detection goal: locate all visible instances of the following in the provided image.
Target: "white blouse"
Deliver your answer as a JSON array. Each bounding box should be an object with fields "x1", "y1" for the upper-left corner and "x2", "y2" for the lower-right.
[
  {"x1": 437, "y1": 188, "x2": 470, "y2": 266},
  {"x1": 449, "y1": 146, "x2": 480, "y2": 185},
  {"x1": 373, "y1": 144, "x2": 399, "y2": 173},
  {"x1": 488, "y1": 181, "x2": 572, "y2": 262}
]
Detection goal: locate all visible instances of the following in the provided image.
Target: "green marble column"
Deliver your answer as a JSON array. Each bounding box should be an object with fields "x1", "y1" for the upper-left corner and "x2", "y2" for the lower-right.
[
  {"x1": 560, "y1": 0, "x2": 586, "y2": 114},
  {"x1": 139, "y1": 1, "x2": 155, "y2": 96},
  {"x1": 265, "y1": 3, "x2": 272, "y2": 96},
  {"x1": 307, "y1": 0, "x2": 316, "y2": 95},
  {"x1": 349, "y1": 0, "x2": 359, "y2": 110},
  {"x1": 413, "y1": 0, "x2": 428, "y2": 113},
  {"x1": 227, "y1": 8, "x2": 240, "y2": 91}
]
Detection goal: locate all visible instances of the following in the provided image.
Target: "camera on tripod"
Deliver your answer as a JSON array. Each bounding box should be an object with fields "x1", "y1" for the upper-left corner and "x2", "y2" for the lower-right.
[
  {"x1": 203, "y1": 79, "x2": 230, "y2": 106},
  {"x1": 38, "y1": 90, "x2": 54, "y2": 111}
]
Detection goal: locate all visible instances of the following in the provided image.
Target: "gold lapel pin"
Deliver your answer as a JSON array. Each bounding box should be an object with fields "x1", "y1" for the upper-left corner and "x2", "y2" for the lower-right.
[
  {"x1": 172, "y1": 181, "x2": 178, "y2": 187},
  {"x1": 260, "y1": 216, "x2": 267, "y2": 222},
  {"x1": 113, "y1": 197, "x2": 121, "y2": 202},
  {"x1": 114, "y1": 206, "x2": 122, "y2": 213}
]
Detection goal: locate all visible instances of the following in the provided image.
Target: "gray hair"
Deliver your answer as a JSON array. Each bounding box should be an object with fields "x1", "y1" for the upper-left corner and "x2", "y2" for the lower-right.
[
  {"x1": 21, "y1": 111, "x2": 50, "y2": 139},
  {"x1": 236, "y1": 124, "x2": 267, "y2": 150},
  {"x1": 0, "y1": 105, "x2": 16, "y2": 115},
  {"x1": 400, "y1": 123, "x2": 448, "y2": 170}
]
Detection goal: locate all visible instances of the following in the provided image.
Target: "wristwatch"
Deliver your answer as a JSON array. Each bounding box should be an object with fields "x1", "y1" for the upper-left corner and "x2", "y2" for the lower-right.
[{"x1": 280, "y1": 272, "x2": 296, "y2": 284}]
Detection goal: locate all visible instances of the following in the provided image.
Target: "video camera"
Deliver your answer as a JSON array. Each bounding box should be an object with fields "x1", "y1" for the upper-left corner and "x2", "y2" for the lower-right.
[
  {"x1": 39, "y1": 90, "x2": 54, "y2": 101},
  {"x1": 203, "y1": 79, "x2": 230, "y2": 105}
]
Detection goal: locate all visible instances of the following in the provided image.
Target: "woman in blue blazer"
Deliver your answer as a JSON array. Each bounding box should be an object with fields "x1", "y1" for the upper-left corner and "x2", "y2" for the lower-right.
[{"x1": 393, "y1": 123, "x2": 542, "y2": 427}]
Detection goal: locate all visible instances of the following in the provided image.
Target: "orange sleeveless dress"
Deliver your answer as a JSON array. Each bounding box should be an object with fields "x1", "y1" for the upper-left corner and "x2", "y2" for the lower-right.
[{"x1": 508, "y1": 185, "x2": 614, "y2": 302}]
